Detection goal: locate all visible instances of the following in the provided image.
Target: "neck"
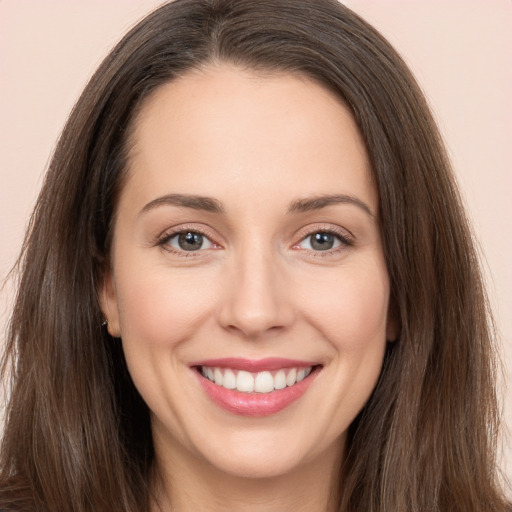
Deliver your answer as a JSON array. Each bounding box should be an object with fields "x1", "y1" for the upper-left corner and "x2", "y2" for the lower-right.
[{"x1": 150, "y1": 434, "x2": 343, "y2": 512}]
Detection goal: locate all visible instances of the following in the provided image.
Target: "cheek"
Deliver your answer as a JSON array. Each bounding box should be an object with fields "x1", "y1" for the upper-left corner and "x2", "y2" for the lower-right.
[
  {"x1": 298, "y1": 261, "x2": 390, "y2": 350},
  {"x1": 113, "y1": 265, "x2": 222, "y2": 403},
  {"x1": 300, "y1": 262, "x2": 389, "y2": 423},
  {"x1": 115, "y1": 267, "x2": 216, "y2": 345},
  {"x1": 113, "y1": 267, "x2": 219, "y2": 420}
]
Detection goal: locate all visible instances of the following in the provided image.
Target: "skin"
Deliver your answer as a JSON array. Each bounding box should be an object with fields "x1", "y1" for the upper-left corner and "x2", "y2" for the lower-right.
[{"x1": 101, "y1": 64, "x2": 396, "y2": 512}]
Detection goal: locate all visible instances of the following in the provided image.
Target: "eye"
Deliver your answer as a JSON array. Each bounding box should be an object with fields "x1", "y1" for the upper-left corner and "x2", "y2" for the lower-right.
[
  {"x1": 296, "y1": 231, "x2": 351, "y2": 252},
  {"x1": 165, "y1": 231, "x2": 216, "y2": 252}
]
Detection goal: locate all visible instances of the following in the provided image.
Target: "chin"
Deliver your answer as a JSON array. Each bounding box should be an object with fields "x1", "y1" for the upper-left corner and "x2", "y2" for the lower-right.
[
  {"x1": 190, "y1": 427, "x2": 333, "y2": 481},
  {"x1": 206, "y1": 449, "x2": 306, "y2": 480}
]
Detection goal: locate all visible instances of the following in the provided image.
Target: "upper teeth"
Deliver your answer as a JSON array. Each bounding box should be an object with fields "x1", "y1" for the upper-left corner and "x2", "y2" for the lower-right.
[{"x1": 201, "y1": 366, "x2": 312, "y2": 393}]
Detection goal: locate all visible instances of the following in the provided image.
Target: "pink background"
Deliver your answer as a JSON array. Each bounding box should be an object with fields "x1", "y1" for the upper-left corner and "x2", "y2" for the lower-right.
[{"x1": 0, "y1": 0, "x2": 511, "y2": 491}]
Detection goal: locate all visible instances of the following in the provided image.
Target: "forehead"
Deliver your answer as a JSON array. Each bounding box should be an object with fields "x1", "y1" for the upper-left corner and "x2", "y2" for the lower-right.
[{"x1": 122, "y1": 64, "x2": 376, "y2": 213}]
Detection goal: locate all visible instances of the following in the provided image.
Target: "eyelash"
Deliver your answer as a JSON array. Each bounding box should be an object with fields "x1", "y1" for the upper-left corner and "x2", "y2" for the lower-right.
[
  {"x1": 293, "y1": 226, "x2": 354, "y2": 257},
  {"x1": 156, "y1": 225, "x2": 219, "y2": 257},
  {"x1": 156, "y1": 225, "x2": 354, "y2": 257}
]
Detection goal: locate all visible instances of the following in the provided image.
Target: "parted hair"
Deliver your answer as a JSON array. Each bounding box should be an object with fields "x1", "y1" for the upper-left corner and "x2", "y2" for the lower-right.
[{"x1": 0, "y1": 1, "x2": 509, "y2": 511}]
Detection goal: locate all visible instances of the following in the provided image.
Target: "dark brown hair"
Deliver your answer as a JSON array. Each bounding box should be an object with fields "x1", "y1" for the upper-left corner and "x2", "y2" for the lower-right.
[{"x1": 1, "y1": 1, "x2": 509, "y2": 510}]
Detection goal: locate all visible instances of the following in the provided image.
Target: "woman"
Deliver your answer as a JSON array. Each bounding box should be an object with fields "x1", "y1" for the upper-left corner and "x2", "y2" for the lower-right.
[{"x1": 0, "y1": 0, "x2": 509, "y2": 510}]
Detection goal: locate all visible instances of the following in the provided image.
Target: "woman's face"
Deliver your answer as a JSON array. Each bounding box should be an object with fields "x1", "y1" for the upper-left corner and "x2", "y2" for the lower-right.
[{"x1": 101, "y1": 64, "x2": 395, "y2": 479}]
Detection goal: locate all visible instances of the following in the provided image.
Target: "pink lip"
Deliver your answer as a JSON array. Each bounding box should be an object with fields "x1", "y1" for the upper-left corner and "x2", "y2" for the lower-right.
[
  {"x1": 191, "y1": 361, "x2": 321, "y2": 417},
  {"x1": 190, "y1": 357, "x2": 318, "y2": 372}
]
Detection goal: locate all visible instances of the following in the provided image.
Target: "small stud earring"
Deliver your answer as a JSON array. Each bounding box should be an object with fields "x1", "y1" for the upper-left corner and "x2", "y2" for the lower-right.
[{"x1": 103, "y1": 320, "x2": 117, "y2": 337}]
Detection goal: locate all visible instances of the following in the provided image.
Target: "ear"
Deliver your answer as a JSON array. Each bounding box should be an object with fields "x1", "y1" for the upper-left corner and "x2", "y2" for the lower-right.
[{"x1": 98, "y1": 269, "x2": 122, "y2": 338}]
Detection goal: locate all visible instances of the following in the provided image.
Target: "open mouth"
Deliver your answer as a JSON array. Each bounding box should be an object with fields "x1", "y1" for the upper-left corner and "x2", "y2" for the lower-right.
[
  {"x1": 191, "y1": 358, "x2": 323, "y2": 416},
  {"x1": 196, "y1": 365, "x2": 320, "y2": 394}
]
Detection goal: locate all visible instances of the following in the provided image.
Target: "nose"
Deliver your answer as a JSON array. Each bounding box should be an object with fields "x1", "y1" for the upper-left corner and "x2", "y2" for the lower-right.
[{"x1": 217, "y1": 245, "x2": 295, "y2": 339}]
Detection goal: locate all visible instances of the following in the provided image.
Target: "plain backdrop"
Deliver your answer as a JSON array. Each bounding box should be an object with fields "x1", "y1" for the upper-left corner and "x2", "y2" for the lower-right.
[{"x1": 0, "y1": 0, "x2": 511, "y2": 492}]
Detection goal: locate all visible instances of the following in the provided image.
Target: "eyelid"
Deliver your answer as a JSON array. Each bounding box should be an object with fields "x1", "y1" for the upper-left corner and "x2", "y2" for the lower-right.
[
  {"x1": 153, "y1": 222, "x2": 354, "y2": 257},
  {"x1": 155, "y1": 224, "x2": 222, "y2": 255},
  {"x1": 292, "y1": 224, "x2": 354, "y2": 253}
]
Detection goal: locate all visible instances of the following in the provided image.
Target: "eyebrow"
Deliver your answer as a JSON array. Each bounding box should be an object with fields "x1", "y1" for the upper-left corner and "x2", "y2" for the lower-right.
[
  {"x1": 139, "y1": 194, "x2": 226, "y2": 216},
  {"x1": 139, "y1": 193, "x2": 373, "y2": 218},
  {"x1": 287, "y1": 194, "x2": 374, "y2": 217}
]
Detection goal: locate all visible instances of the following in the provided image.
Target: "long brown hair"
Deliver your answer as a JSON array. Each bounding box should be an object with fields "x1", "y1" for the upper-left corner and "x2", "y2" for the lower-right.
[{"x1": 1, "y1": 1, "x2": 508, "y2": 510}]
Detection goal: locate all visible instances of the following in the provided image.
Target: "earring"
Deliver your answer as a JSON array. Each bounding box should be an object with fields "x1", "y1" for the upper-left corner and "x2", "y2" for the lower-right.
[{"x1": 104, "y1": 320, "x2": 117, "y2": 337}]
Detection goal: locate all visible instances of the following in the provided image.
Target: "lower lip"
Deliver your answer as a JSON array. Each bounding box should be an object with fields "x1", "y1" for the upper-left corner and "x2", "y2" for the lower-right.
[{"x1": 194, "y1": 367, "x2": 320, "y2": 417}]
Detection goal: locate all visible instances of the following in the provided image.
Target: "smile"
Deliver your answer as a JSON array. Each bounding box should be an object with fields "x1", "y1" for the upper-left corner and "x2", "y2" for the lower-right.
[
  {"x1": 200, "y1": 366, "x2": 313, "y2": 393},
  {"x1": 192, "y1": 358, "x2": 322, "y2": 416}
]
